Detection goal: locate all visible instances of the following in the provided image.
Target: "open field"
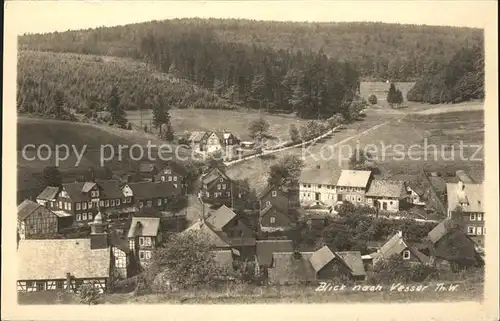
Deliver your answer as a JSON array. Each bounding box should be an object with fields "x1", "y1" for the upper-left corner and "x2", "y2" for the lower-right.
[
  {"x1": 227, "y1": 103, "x2": 484, "y2": 191},
  {"x1": 19, "y1": 280, "x2": 483, "y2": 305},
  {"x1": 360, "y1": 81, "x2": 416, "y2": 107},
  {"x1": 127, "y1": 108, "x2": 310, "y2": 142}
]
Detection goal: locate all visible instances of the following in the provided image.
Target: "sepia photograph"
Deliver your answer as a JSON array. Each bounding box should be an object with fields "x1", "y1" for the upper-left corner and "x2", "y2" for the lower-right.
[{"x1": 2, "y1": 1, "x2": 498, "y2": 320}]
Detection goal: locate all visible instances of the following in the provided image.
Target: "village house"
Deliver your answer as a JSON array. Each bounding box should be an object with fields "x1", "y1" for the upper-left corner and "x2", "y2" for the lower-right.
[
  {"x1": 365, "y1": 180, "x2": 408, "y2": 213},
  {"x1": 267, "y1": 251, "x2": 316, "y2": 285},
  {"x1": 154, "y1": 161, "x2": 189, "y2": 195},
  {"x1": 258, "y1": 184, "x2": 299, "y2": 214},
  {"x1": 368, "y1": 231, "x2": 430, "y2": 267},
  {"x1": 259, "y1": 203, "x2": 293, "y2": 232},
  {"x1": 36, "y1": 180, "x2": 125, "y2": 225},
  {"x1": 387, "y1": 174, "x2": 427, "y2": 206},
  {"x1": 200, "y1": 167, "x2": 233, "y2": 205},
  {"x1": 17, "y1": 199, "x2": 72, "y2": 239},
  {"x1": 255, "y1": 240, "x2": 294, "y2": 278},
  {"x1": 17, "y1": 238, "x2": 112, "y2": 293},
  {"x1": 122, "y1": 181, "x2": 180, "y2": 211},
  {"x1": 427, "y1": 218, "x2": 481, "y2": 269},
  {"x1": 299, "y1": 165, "x2": 339, "y2": 209},
  {"x1": 205, "y1": 205, "x2": 254, "y2": 239},
  {"x1": 446, "y1": 180, "x2": 484, "y2": 245},
  {"x1": 137, "y1": 162, "x2": 160, "y2": 182},
  {"x1": 188, "y1": 131, "x2": 223, "y2": 154},
  {"x1": 335, "y1": 170, "x2": 372, "y2": 205},
  {"x1": 128, "y1": 216, "x2": 162, "y2": 269},
  {"x1": 309, "y1": 246, "x2": 366, "y2": 281}
]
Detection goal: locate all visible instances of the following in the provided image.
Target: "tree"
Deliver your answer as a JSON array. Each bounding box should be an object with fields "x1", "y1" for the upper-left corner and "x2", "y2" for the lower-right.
[
  {"x1": 368, "y1": 94, "x2": 378, "y2": 105},
  {"x1": 267, "y1": 155, "x2": 304, "y2": 188},
  {"x1": 78, "y1": 283, "x2": 101, "y2": 305},
  {"x1": 289, "y1": 124, "x2": 301, "y2": 143},
  {"x1": 348, "y1": 147, "x2": 376, "y2": 171},
  {"x1": 53, "y1": 90, "x2": 65, "y2": 119},
  {"x1": 248, "y1": 117, "x2": 270, "y2": 143},
  {"x1": 41, "y1": 166, "x2": 62, "y2": 187},
  {"x1": 160, "y1": 123, "x2": 174, "y2": 141},
  {"x1": 336, "y1": 201, "x2": 356, "y2": 217},
  {"x1": 145, "y1": 232, "x2": 227, "y2": 290},
  {"x1": 108, "y1": 86, "x2": 127, "y2": 127},
  {"x1": 152, "y1": 96, "x2": 169, "y2": 130},
  {"x1": 387, "y1": 83, "x2": 397, "y2": 105}
]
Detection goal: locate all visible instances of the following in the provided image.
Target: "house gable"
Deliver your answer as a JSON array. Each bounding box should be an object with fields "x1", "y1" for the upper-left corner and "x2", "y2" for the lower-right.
[{"x1": 122, "y1": 185, "x2": 133, "y2": 198}]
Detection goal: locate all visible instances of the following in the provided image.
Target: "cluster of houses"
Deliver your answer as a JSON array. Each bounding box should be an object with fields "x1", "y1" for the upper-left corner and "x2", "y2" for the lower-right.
[
  {"x1": 16, "y1": 160, "x2": 485, "y2": 294},
  {"x1": 299, "y1": 167, "x2": 426, "y2": 213}
]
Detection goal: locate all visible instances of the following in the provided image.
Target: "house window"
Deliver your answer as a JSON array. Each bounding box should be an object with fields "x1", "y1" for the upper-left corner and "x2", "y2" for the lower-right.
[
  {"x1": 477, "y1": 213, "x2": 483, "y2": 221},
  {"x1": 164, "y1": 198, "x2": 168, "y2": 204},
  {"x1": 340, "y1": 187, "x2": 344, "y2": 191},
  {"x1": 483, "y1": 227, "x2": 486, "y2": 235},
  {"x1": 94, "y1": 191, "x2": 100, "y2": 197},
  {"x1": 206, "y1": 192, "x2": 210, "y2": 197},
  {"x1": 403, "y1": 250, "x2": 411, "y2": 260},
  {"x1": 88, "y1": 213, "x2": 93, "y2": 220},
  {"x1": 139, "y1": 202, "x2": 144, "y2": 208},
  {"x1": 82, "y1": 202, "x2": 87, "y2": 210},
  {"x1": 222, "y1": 184, "x2": 226, "y2": 189},
  {"x1": 68, "y1": 203, "x2": 72, "y2": 210},
  {"x1": 161, "y1": 176, "x2": 166, "y2": 182},
  {"x1": 270, "y1": 216, "x2": 276, "y2": 224},
  {"x1": 59, "y1": 201, "x2": 63, "y2": 209},
  {"x1": 36, "y1": 282, "x2": 46, "y2": 291},
  {"x1": 266, "y1": 201, "x2": 271, "y2": 207},
  {"x1": 157, "y1": 199, "x2": 162, "y2": 206},
  {"x1": 467, "y1": 226, "x2": 476, "y2": 235},
  {"x1": 303, "y1": 184, "x2": 307, "y2": 188},
  {"x1": 105, "y1": 200, "x2": 109, "y2": 207},
  {"x1": 217, "y1": 184, "x2": 222, "y2": 190},
  {"x1": 76, "y1": 214, "x2": 81, "y2": 221},
  {"x1": 390, "y1": 201, "x2": 393, "y2": 205},
  {"x1": 318, "y1": 185, "x2": 322, "y2": 189},
  {"x1": 145, "y1": 237, "x2": 152, "y2": 246},
  {"x1": 173, "y1": 176, "x2": 178, "y2": 182},
  {"x1": 227, "y1": 192, "x2": 230, "y2": 197},
  {"x1": 139, "y1": 237, "x2": 145, "y2": 246},
  {"x1": 88, "y1": 202, "x2": 93, "y2": 209},
  {"x1": 476, "y1": 227, "x2": 483, "y2": 235},
  {"x1": 145, "y1": 251, "x2": 152, "y2": 259},
  {"x1": 139, "y1": 251, "x2": 145, "y2": 259},
  {"x1": 358, "y1": 197, "x2": 362, "y2": 202},
  {"x1": 82, "y1": 213, "x2": 88, "y2": 220},
  {"x1": 470, "y1": 213, "x2": 476, "y2": 221},
  {"x1": 308, "y1": 184, "x2": 311, "y2": 188},
  {"x1": 272, "y1": 191, "x2": 277, "y2": 197},
  {"x1": 99, "y1": 201, "x2": 104, "y2": 207},
  {"x1": 27, "y1": 281, "x2": 34, "y2": 288},
  {"x1": 127, "y1": 197, "x2": 132, "y2": 203},
  {"x1": 168, "y1": 176, "x2": 172, "y2": 181},
  {"x1": 147, "y1": 201, "x2": 152, "y2": 207},
  {"x1": 76, "y1": 203, "x2": 81, "y2": 210},
  {"x1": 56, "y1": 280, "x2": 64, "y2": 290},
  {"x1": 117, "y1": 199, "x2": 121, "y2": 206},
  {"x1": 51, "y1": 201, "x2": 55, "y2": 208},
  {"x1": 219, "y1": 178, "x2": 223, "y2": 182}
]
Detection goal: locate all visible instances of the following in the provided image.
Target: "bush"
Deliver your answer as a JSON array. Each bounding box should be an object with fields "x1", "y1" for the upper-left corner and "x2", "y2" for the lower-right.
[
  {"x1": 368, "y1": 94, "x2": 378, "y2": 105},
  {"x1": 78, "y1": 283, "x2": 101, "y2": 305}
]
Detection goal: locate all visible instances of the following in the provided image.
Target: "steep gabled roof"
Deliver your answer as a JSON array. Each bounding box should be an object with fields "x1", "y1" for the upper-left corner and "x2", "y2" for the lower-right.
[
  {"x1": 256, "y1": 240, "x2": 294, "y2": 267},
  {"x1": 446, "y1": 182, "x2": 484, "y2": 213},
  {"x1": 17, "y1": 199, "x2": 43, "y2": 221},
  {"x1": 17, "y1": 239, "x2": 110, "y2": 280},
  {"x1": 202, "y1": 168, "x2": 229, "y2": 185},
  {"x1": 428, "y1": 219, "x2": 453, "y2": 244},
  {"x1": 335, "y1": 251, "x2": 366, "y2": 276},
  {"x1": 337, "y1": 170, "x2": 372, "y2": 188},
  {"x1": 125, "y1": 181, "x2": 179, "y2": 199},
  {"x1": 366, "y1": 180, "x2": 407, "y2": 198},
  {"x1": 96, "y1": 179, "x2": 123, "y2": 199},
  {"x1": 182, "y1": 220, "x2": 231, "y2": 248},
  {"x1": 139, "y1": 162, "x2": 158, "y2": 173},
  {"x1": 268, "y1": 252, "x2": 316, "y2": 284},
  {"x1": 299, "y1": 167, "x2": 340, "y2": 186},
  {"x1": 309, "y1": 245, "x2": 335, "y2": 272},
  {"x1": 61, "y1": 182, "x2": 89, "y2": 201},
  {"x1": 188, "y1": 131, "x2": 209, "y2": 143},
  {"x1": 127, "y1": 217, "x2": 161, "y2": 238},
  {"x1": 205, "y1": 205, "x2": 237, "y2": 230},
  {"x1": 36, "y1": 186, "x2": 60, "y2": 201}
]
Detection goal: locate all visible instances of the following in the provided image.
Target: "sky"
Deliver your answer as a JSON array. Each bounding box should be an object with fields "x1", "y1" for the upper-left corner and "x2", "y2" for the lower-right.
[{"x1": 5, "y1": 0, "x2": 495, "y2": 35}]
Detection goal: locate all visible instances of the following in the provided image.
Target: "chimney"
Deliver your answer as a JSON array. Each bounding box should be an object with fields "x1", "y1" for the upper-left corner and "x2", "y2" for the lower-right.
[
  {"x1": 66, "y1": 273, "x2": 72, "y2": 292},
  {"x1": 457, "y1": 180, "x2": 465, "y2": 191}
]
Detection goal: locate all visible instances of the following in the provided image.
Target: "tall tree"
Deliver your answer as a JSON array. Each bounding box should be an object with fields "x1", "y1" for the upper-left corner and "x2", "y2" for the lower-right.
[
  {"x1": 248, "y1": 117, "x2": 270, "y2": 143},
  {"x1": 152, "y1": 95, "x2": 171, "y2": 131},
  {"x1": 41, "y1": 166, "x2": 62, "y2": 188},
  {"x1": 267, "y1": 155, "x2": 304, "y2": 188},
  {"x1": 53, "y1": 90, "x2": 65, "y2": 119},
  {"x1": 107, "y1": 86, "x2": 127, "y2": 127}
]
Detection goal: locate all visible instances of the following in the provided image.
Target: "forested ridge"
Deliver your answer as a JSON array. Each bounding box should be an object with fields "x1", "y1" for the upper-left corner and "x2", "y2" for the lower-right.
[
  {"x1": 17, "y1": 19, "x2": 485, "y2": 120},
  {"x1": 19, "y1": 19, "x2": 483, "y2": 81},
  {"x1": 407, "y1": 42, "x2": 484, "y2": 104}
]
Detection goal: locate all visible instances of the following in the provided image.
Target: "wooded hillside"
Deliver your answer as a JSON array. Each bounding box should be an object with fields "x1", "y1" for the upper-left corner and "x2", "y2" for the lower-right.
[{"x1": 19, "y1": 19, "x2": 483, "y2": 81}]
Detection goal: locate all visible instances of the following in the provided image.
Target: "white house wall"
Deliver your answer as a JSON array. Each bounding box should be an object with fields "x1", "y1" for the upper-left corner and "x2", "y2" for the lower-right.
[{"x1": 299, "y1": 183, "x2": 337, "y2": 206}]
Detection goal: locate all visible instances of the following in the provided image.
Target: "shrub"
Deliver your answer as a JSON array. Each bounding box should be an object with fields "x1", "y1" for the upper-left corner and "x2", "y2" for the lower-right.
[
  {"x1": 78, "y1": 283, "x2": 101, "y2": 305},
  {"x1": 368, "y1": 94, "x2": 378, "y2": 105}
]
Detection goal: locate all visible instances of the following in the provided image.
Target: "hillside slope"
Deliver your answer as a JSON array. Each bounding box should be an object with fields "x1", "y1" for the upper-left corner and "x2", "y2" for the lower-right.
[
  {"x1": 17, "y1": 50, "x2": 235, "y2": 117},
  {"x1": 19, "y1": 19, "x2": 483, "y2": 81}
]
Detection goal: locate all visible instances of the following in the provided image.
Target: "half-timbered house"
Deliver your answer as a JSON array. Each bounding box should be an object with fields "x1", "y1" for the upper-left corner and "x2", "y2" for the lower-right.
[
  {"x1": 17, "y1": 199, "x2": 72, "y2": 239},
  {"x1": 128, "y1": 217, "x2": 162, "y2": 269}
]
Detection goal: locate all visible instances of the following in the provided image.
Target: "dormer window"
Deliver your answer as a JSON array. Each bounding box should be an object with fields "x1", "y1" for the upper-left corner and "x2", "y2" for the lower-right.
[
  {"x1": 266, "y1": 201, "x2": 271, "y2": 207},
  {"x1": 402, "y1": 250, "x2": 411, "y2": 260},
  {"x1": 219, "y1": 178, "x2": 224, "y2": 183},
  {"x1": 470, "y1": 213, "x2": 476, "y2": 221},
  {"x1": 272, "y1": 191, "x2": 277, "y2": 197}
]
